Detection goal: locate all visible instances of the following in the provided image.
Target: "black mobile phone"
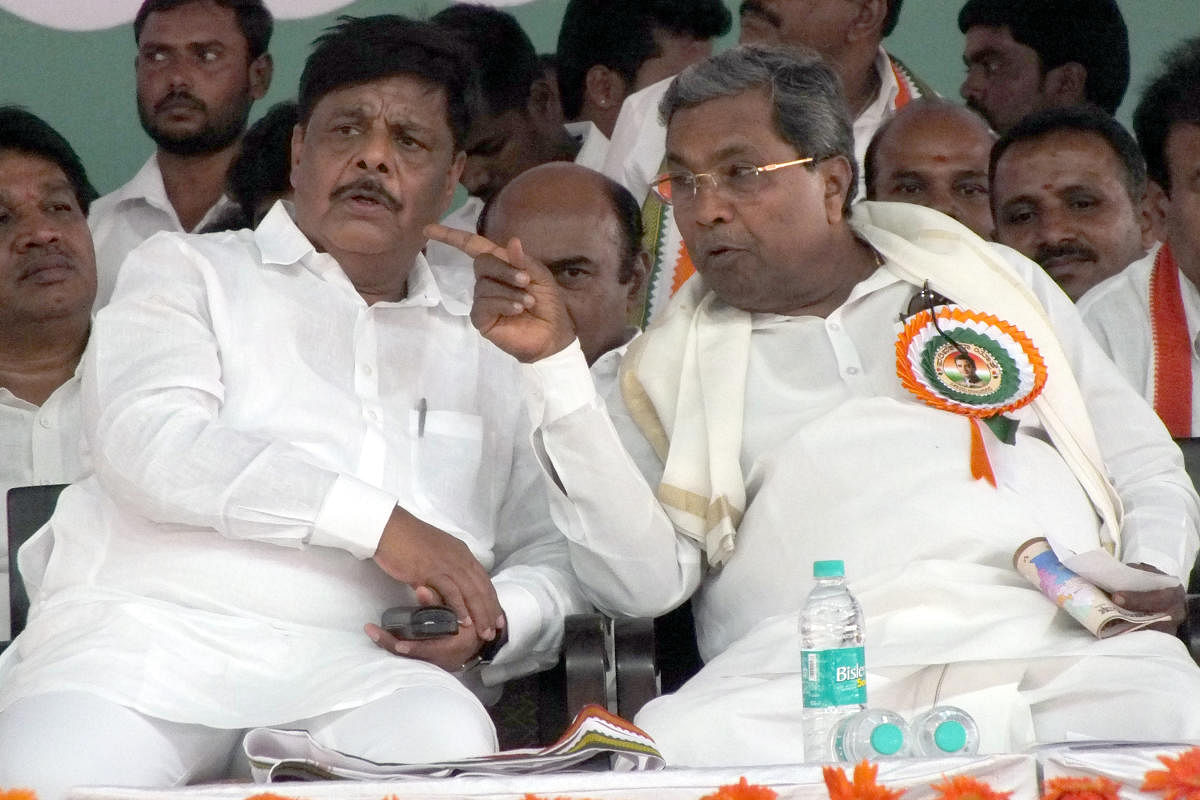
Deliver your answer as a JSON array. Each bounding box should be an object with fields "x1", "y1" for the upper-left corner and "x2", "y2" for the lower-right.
[{"x1": 380, "y1": 604, "x2": 459, "y2": 639}]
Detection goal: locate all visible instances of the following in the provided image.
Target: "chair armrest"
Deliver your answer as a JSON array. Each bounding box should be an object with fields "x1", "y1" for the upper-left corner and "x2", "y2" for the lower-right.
[{"x1": 614, "y1": 617, "x2": 658, "y2": 720}]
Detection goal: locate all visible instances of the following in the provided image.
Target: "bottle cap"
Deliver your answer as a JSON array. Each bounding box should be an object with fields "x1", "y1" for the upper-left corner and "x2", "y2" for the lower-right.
[
  {"x1": 934, "y1": 720, "x2": 968, "y2": 752},
  {"x1": 813, "y1": 560, "x2": 845, "y2": 578},
  {"x1": 870, "y1": 723, "x2": 905, "y2": 756}
]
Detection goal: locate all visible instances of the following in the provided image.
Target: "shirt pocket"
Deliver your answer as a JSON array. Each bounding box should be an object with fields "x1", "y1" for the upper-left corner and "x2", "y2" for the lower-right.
[{"x1": 409, "y1": 408, "x2": 487, "y2": 537}]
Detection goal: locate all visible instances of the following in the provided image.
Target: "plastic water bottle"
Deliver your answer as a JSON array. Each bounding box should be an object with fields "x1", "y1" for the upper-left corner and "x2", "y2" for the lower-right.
[
  {"x1": 800, "y1": 559, "x2": 866, "y2": 762},
  {"x1": 910, "y1": 706, "x2": 980, "y2": 756},
  {"x1": 831, "y1": 709, "x2": 911, "y2": 761}
]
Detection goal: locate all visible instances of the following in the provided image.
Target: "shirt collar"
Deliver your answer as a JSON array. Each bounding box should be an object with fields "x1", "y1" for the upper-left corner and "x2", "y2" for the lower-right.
[
  {"x1": 253, "y1": 200, "x2": 470, "y2": 316},
  {"x1": 860, "y1": 47, "x2": 901, "y2": 126},
  {"x1": 105, "y1": 154, "x2": 236, "y2": 232}
]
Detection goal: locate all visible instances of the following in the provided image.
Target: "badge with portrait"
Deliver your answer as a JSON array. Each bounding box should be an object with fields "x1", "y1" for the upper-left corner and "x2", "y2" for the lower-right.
[{"x1": 896, "y1": 290, "x2": 1047, "y2": 486}]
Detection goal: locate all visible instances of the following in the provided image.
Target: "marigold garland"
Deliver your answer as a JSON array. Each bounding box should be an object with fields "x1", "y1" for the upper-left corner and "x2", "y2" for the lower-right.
[
  {"x1": 1039, "y1": 775, "x2": 1122, "y2": 800},
  {"x1": 822, "y1": 760, "x2": 907, "y2": 800},
  {"x1": 0, "y1": 790, "x2": 38, "y2": 800},
  {"x1": 930, "y1": 774, "x2": 1013, "y2": 800},
  {"x1": 1142, "y1": 746, "x2": 1200, "y2": 800},
  {"x1": 699, "y1": 776, "x2": 779, "y2": 800}
]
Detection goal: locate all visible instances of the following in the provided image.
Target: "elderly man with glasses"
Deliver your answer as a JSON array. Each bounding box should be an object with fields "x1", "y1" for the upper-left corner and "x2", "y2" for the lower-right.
[{"x1": 435, "y1": 45, "x2": 1200, "y2": 767}]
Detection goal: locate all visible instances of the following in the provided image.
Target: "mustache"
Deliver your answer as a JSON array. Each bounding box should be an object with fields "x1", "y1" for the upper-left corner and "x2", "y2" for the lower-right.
[
  {"x1": 330, "y1": 177, "x2": 399, "y2": 211},
  {"x1": 154, "y1": 89, "x2": 206, "y2": 115},
  {"x1": 739, "y1": 0, "x2": 782, "y2": 28},
  {"x1": 17, "y1": 246, "x2": 78, "y2": 280},
  {"x1": 1035, "y1": 241, "x2": 1098, "y2": 266}
]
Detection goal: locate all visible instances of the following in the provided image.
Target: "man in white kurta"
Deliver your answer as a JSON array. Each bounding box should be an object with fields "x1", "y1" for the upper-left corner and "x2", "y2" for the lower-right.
[
  {"x1": 458, "y1": 45, "x2": 1200, "y2": 766},
  {"x1": 0, "y1": 16, "x2": 587, "y2": 798}
]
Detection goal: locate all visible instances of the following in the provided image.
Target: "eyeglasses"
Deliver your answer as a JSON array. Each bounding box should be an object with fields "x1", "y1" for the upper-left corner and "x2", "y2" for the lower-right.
[{"x1": 650, "y1": 157, "x2": 815, "y2": 206}]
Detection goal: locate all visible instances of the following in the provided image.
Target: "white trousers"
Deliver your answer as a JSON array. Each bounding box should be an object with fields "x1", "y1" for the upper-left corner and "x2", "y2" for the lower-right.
[
  {"x1": 0, "y1": 686, "x2": 496, "y2": 800},
  {"x1": 635, "y1": 632, "x2": 1200, "y2": 767}
]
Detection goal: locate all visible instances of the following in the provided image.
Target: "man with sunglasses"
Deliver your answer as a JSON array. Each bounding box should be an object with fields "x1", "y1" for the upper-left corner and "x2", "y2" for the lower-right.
[{"x1": 442, "y1": 45, "x2": 1200, "y2": 767}]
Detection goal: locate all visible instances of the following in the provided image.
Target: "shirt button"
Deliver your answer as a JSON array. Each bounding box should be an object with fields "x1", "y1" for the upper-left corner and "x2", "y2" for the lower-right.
[
  {"x1": 845, "y1": 366, "x2": 860, "y2": 376},
  {"x1": 366, "y1": 409, "x2": 379, "y2": 422},
  {"x1": 361, "y1": 364, "x2": 373, "y2": 376},
  {"x1": 828, "y1": 322, "x2": 841, "y2": 332},
  {"x1": 38, "y1": 417, "x2": 52, "y2": 429}
]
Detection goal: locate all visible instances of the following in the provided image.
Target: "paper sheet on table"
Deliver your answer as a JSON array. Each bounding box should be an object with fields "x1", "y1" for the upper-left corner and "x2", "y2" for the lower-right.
[{"x1": 243, "y1": 704, "x2": 664, "y2": 783}]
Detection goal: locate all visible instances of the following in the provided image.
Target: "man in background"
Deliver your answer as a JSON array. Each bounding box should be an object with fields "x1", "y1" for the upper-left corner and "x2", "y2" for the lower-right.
[
  {"x1": 88, "y1": 0, "x2": 272, "y2": 306},
  {"x1": 865, "y1": 98, "x2": 995, "y2": 238},
  {"x1": 959, "y1": 0, "x2": 1129, "y2": 133},
  {"x1": 1079, "y1": 38, "x2": 1200, "y2": 436},
  {"x1": 0, "y1": 107, "x2": 97, "y2": 642},
  {"x1": 991, "y1": 106, "x2": 1153, "y2": 301},
  {"x1": 555, "y1": 0, "x2": 730, "y2": 139}
]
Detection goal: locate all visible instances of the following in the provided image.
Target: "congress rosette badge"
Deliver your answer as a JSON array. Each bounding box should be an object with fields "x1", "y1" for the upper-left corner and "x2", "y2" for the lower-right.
[{"x1": 896, "y1": 304, "x2": 1047, "y2": 485}]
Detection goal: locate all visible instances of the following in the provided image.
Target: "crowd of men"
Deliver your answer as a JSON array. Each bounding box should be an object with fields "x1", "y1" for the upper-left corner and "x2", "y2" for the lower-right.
[{"x1": 1, "y1": 0, "x2": 1200, "y2": 795}]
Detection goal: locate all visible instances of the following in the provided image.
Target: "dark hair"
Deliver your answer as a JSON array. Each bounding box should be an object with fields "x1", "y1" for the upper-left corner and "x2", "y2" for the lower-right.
[
  {"x1": 0, "y1": 106, "x2": 98, "y2": 214},
  {"x1": 556, "y1": 0, "x2": 731, "y2": 120},
  {"x1": 882, "y1": 0, "x2": 904, "y2": 37},
  {"x1": 991, "y1": 105, "x2": 1147, "y2": 208},
  {"x1": 478, "y1": 171, "x2": 644, "y2": 283},
  {"x1": 134, "y1": 0, "x2": 273, "y2": 59},
  {"x1": 1133, "y1": 37, "x2": 1200, "y2": 195},
  {"x1": 297, "y1": 15, "x2": 479, "y2": 151},
  {"x1": 957, "y1": 0, "x2": 1129, "y2": 115},
  {"x1": 432, "y1": 4, "x2": 539, "y2": 118},
  {"x1": 223, "y1": 100, "x2": 297, "y2": 228},
  {"x1": 660, "y1": 44, "x2": 858, "y2": 211},
  {"x1": 863, "y1": 98, "x2": 993, "y2": 199}
]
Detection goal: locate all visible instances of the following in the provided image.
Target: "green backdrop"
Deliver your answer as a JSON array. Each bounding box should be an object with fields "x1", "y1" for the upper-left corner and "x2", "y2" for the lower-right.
[{"x1": 0, "y1": 0, "x2": 1195, "y2": 194}]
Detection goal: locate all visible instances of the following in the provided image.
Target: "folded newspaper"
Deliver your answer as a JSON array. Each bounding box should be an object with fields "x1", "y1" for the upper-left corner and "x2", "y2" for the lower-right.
[
  {"x1": 243, "y1": 703, "x2": 665, "y2": 782},
  {"x1": 1013, "y1": 537, "x2": 1172, "y2": 638}
]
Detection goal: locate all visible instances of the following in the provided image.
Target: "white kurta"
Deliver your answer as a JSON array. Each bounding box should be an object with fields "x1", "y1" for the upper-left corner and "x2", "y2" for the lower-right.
[
  {"x1": 522, "y1": 225, "x2": 1200, "y2": 759},
  {"x1": 0, "y1": 202, "x2": 588, "y2": 728},
  {"x1": 88, "y1": 155, "x2": 237, "y2": 309},
  {"x1": 0, "y1": 375, "x2": 87, "y2": 641},
  {"x1": 1078, "y1": 245, "x2": 1200, "y2": 435}
]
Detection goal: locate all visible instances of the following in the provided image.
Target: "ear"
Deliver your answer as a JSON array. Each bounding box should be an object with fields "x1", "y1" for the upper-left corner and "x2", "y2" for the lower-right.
[
  {"x1": 584, "y1": 64, "x2": 627, "y2": 115},
  {"x1": 249, "y1": 53, "x2": 273, "y2": 100},
  {"x1": 1145, "y1": 179, "x2": 1171, "y2": 244},
  {"x1": 440, "y1": 151, "x2": 468, "y2": 216},
  {"x1": 289, "y1": 122, "x2": 305, "y2": 190},
  {"x1": 527, "y1": 76, "x2": 564, "y2": 128},
  {"x1": 846, "y1": 0, "x2": 888, "y2": 43},
  {"x1": 1042, "y1": 61, "x2": 1087, "y2": 107},
  {"x1": 625, "y1": 250, "x2": 650, "y2": 309},
  {"x1": 819, "y1": 155, "x2": 855, "y2": 223}
]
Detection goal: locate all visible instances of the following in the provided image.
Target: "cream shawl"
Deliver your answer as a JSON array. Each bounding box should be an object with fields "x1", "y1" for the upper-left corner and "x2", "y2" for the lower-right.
[{"x1": 620, "y1": 201, "x2": 1123, "y2": 566}]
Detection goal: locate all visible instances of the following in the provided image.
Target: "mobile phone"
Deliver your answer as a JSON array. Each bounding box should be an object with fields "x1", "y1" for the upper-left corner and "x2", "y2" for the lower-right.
[{"x1": 380, "y1": 605, "x2": 459, "y2": 639}]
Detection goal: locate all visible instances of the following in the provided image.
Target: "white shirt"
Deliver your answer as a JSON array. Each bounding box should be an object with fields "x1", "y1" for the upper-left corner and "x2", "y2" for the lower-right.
[
  {"x1": 88, "y1": 154, "x2": 237, "y2": 309},
  {"x1": 1078, "y1": 245, "x2": 1200, "y2": 435},
  {"x1": 601, "y1": 47, "x2": 906, "y2": 203},
  {"x1": 424, "y1": 121, "x2": 612, "y2": 282},
  {"x1": 0, "y1": 375, "x2": 87, "y2": 641},
  {"x1": 0, "y1": 203, "x2": 588, "y2": 727},
  {"x1": 523, "y1": 237, "x2": 1197, "y2": 667}
]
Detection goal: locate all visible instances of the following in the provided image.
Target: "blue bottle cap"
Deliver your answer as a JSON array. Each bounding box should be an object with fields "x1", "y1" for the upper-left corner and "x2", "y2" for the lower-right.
[
  {"x1": 934, "y1": 720, "x2": 968, "y2": 752},
  {"x1": 813, "y1": 560, "x2": 845, "y2": 578},
  {"x1": 870, "y1": 723, "x2": 905, "y2": 755}
]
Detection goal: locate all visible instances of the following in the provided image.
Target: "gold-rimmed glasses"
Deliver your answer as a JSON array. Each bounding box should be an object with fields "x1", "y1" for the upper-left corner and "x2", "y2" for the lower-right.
[{"x1": 650, "y1": 157, "x2": 815, "y2": 205}]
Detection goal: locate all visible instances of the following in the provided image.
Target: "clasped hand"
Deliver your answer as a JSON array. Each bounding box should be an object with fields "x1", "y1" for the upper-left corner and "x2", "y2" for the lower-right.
[
  {"x1": 368, "y1": 507, "x2": 504, "y2": 671},
  {"x1": 1113, "y1": 562, "x2": 1187, "y2": 633}
]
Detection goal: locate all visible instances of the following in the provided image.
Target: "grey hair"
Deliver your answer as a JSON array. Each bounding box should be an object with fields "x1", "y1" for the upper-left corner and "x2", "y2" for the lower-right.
[{"x1": 658, "y1": 44, "x2": 858, "y2": 210}]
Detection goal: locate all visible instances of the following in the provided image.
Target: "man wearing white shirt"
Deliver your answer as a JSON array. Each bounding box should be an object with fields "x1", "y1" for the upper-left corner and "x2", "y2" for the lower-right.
[
  {"x1": 0, "y1": 17, "x2": 587, "y2": 798},
  {"x1": 0, "y1": 108, "x2": 97, "y2": 643},
  {"x1": 458, "y1": 46, "x2": 1200, "y2": 766},
  {"x1": 88, "y1": 0, "x2": 273, "y2": 308},
  {"x1": 1078, "y1": 39, "x2": 1200, "y2": 437},
  {"x1": 604, "y1": 0, "x2": 929, "y2": 326}
]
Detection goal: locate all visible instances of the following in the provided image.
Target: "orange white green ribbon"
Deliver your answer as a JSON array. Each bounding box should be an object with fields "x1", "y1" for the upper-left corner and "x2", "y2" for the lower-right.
[{"x1": 896, "y1": 306, "x2": 1048, "y2": 485}]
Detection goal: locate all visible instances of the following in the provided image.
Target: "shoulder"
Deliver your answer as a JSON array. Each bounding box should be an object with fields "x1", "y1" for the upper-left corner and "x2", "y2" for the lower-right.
[{"x1": 1076, "y1": 250, "x2": 1155, "y2": 322}]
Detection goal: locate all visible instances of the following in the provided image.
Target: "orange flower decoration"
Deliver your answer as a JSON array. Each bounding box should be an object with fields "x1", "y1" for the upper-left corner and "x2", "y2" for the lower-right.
[
  {"x1": 931, "y1": 775, "x2": 1013, "y2": 800},
  {"x1": 0, "y1": 790, "x2": 38, "y2": 800},
  {"x1": 1143, "y1": 747, "x2": 1200, "y2": 800},
  {"x1": 700, "y1": 776, "x2": 779, "y2": 800},
  {"x1": 823, "y1": 760, "x2": 906, "y2": 800},
  {"x1": 243, "y1": 794, "x2": 306, "y2": 800},
  {"x1": 1040, "y1": 776, "x2": 1121, "y2": 800}
]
